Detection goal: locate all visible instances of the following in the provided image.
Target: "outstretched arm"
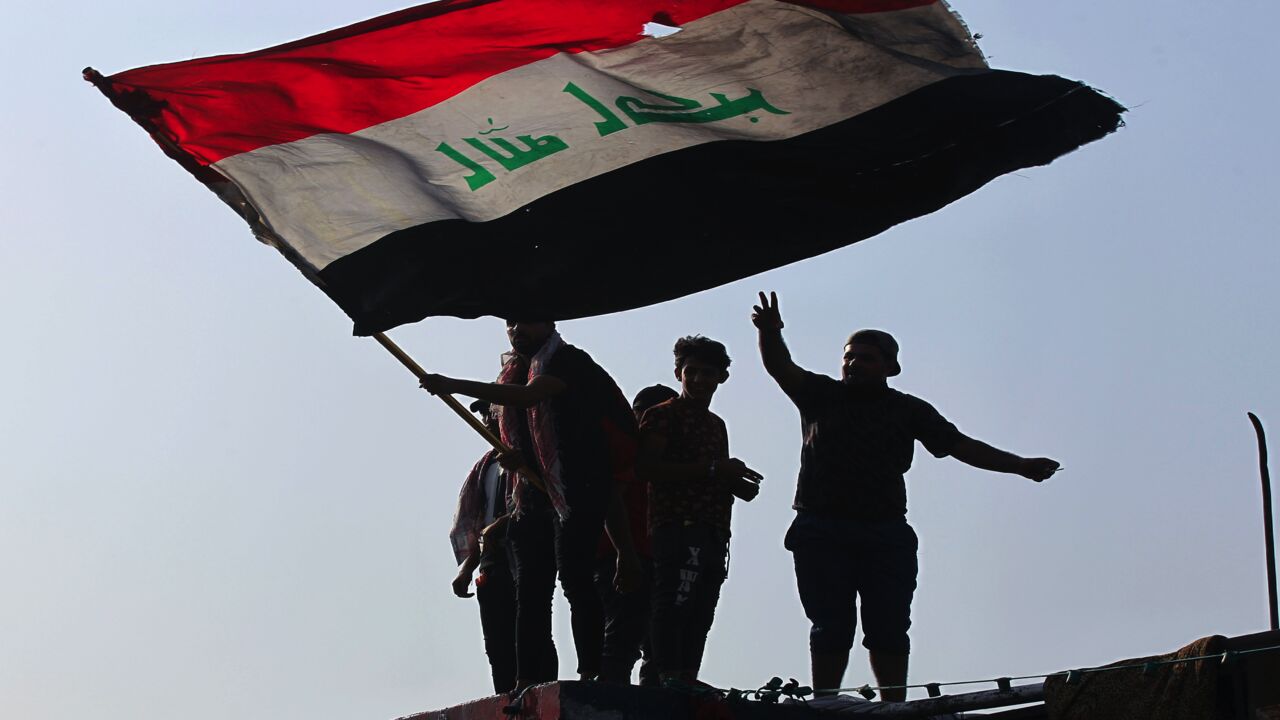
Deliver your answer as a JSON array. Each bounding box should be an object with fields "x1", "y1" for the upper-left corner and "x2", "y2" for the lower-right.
[
  {"x1": 753, "y1": 291, "x2": 807, "y2": 396},
  {"x1": 420, "y1": 373, "x2": 566, "y2": 409},
  {"x1": 950, "y1": 434, "x2": 1060, "y2": 481}
]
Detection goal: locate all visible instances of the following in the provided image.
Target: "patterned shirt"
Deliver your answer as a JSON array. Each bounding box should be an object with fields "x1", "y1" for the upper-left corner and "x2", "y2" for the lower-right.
[{"x1": 640, "y1": 397, "x2": 732, "y2": 532}]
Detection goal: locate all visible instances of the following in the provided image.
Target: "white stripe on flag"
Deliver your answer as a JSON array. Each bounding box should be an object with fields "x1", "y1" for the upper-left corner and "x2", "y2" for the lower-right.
[{"x1": 214, "y1": 0, "x2": 982, "y2": 269}]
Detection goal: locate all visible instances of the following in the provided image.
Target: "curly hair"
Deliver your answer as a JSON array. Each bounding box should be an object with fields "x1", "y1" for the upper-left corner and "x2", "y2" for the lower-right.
[{"x1": 673, "y1": 335, "x2": 731, "y2": 373}]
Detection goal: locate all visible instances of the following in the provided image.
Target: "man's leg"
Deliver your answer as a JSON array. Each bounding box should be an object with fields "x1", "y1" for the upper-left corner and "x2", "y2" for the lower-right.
[
  {"x1": 476, "y1": 560, "x2": 519, "y2": 694},
  {"x1": 680, "y1": 526, "x2": 728, "y2": 681},
  {"x1": 868, "y1": 651, "x2": 909, "y2": 702},
  {"x1": 554, "y1": 497, "x2": 608, "y2": 680},
  {"x1": 593, "y1": 555, "x2": 624, "y2": 682},
  {"x1": 858, "y1": 520, "x2": 918, "y2": 703},
  {"x1": 647, "y1": 523, "x2": 688, "y2": 682},
  {"x1": 596, "y1": 554, "x2": 651, "y2": 684},
  {"x1": 811, "y1": 650, "x2": 852, "y2": 697},
  {"x1": 507, "y1": 505, "x2": 560, "y2": 690},
  {"x1": 636, "y1": 636, "x2": 658, "y2": 687},
  {"x1": 785, "y1": 512, "x2": 859, "y2": 696}
]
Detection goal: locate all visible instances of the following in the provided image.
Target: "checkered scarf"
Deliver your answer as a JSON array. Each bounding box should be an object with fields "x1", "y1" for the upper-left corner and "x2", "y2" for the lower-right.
[{"x1": 497, "y1": 331, "x2": 569, "y2": 520}]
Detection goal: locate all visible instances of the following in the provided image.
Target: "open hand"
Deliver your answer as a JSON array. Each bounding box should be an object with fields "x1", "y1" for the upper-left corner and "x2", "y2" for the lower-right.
[{"x1": 752, "y1": 291, "x2": 784, "y2": 331}]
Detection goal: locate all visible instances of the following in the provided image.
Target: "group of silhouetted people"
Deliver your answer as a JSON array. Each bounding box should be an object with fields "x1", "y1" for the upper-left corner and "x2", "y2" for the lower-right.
[{"x1": 425, "y1": 292, "x2": 1059, "y2": 701}]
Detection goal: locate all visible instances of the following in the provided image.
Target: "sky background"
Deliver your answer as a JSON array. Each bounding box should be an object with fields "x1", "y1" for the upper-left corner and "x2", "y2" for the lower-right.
[{"x1": 3, "y1": 2, "x2": 1278, "y2": 718}]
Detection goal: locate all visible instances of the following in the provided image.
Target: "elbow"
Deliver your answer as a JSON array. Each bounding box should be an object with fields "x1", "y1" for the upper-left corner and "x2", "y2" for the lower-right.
[
  {"x1": 947, "y1": 437, "x2": 976, "y2": 464},
  {"x1": 505, "y1": 390, "x2": 545, "y2": 409}
]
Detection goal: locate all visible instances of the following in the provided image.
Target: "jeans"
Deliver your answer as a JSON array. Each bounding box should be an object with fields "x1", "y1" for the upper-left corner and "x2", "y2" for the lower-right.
[
  {"x1": 649, "y1": 522, "x2": 729, "y2": 680},
  {"x1": 476, "y1": 558, "x2": 517, "y2": 693},
  {"x1": 507, "y1": 486, "x2": 609, "y2": 681},
  {"x1": 785, "y1": 511, "x2": 918, "y2": 654},
  {"x1": 594, "y1": 555, "x2": 655, "y2": 685}
]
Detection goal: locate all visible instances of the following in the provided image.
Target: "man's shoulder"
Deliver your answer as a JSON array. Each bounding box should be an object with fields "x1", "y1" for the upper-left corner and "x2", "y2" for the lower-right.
[
  {"x1": 797, "y1": 369, "x2": 841, "y2": 392},
  {"x1": 885, "y1": 387, "x2": 933, "y2": 408},
  {"x1": 549, "y1": 342, "x2": 593, "y2": 370},
  {"x1": 553, "y1": 342, "x2": 617, "y2": 381},
  {"x1": 548, "y1": 343, "x2": 613, "y2": 389},
  {"x1": 885, "y1": 387, "x2": 923, "y2": 404},
  {"x1": 884, "y1": 387, "x2": 950, "y2": 422},
  {"x1": 640, "y1": 398, "x2": 678, "y2": 425}
]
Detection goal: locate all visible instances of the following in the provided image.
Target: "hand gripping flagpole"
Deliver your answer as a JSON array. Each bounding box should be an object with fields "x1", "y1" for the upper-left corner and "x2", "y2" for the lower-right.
[{"x1": 371, "y1": 331, "x2": 546, "y2": 493}]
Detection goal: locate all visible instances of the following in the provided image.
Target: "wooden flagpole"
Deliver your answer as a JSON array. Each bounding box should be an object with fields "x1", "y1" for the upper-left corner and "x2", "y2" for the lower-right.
[{"x1": 371, "y1": 331, "x2": 546, "y2": 492}]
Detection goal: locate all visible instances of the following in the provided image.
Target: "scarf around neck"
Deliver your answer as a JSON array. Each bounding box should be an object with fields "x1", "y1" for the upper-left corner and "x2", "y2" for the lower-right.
[{"x1": 497, "y1": 331, "x2": 570, "y2": 520}]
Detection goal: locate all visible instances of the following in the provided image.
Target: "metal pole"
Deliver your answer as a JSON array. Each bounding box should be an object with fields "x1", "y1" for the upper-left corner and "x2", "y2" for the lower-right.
[
  {"x1": 832, "y1": 682, "x2": 1045, "y2": 717},
  {"x1": 1247, "y1": 412, "x2": 1278, "y2": 631}
]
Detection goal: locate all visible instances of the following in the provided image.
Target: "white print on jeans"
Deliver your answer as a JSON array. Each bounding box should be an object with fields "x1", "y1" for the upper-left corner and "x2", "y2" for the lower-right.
[{"x1": 676, "y1": 552, "x2": 700, "y2": 606}]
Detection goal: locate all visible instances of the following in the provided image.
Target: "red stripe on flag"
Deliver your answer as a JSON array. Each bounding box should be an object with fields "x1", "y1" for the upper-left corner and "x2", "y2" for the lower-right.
[
  {"x1": 783, "y1": 0, "x2": 934, "y2": 11},
  {"x1": 97, "y1": 0, "x2": 937, "y2": 165}
]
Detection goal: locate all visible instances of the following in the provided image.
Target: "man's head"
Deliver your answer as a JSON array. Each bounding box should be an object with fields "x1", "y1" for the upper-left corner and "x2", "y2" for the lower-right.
[
  {"x1": 673, "y1": 335, "x2": 730, "y2": 403},
  {"x1": 505, "y1": 320, "x2": 555, "y2": 356},
  {"x1": 632, "y1": 384, "x2": 678, "y2": 420},
  {"x1": 842, "y1": 329, "x2": 900, "y2": 386}
]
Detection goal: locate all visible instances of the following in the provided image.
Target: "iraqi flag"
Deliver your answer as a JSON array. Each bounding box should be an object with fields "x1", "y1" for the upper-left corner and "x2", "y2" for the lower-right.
[{"x1": 88, "y1": 0, "x2": 1122, "y2": 335}]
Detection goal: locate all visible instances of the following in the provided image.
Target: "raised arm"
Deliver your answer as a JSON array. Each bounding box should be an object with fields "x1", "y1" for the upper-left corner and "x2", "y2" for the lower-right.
[
  {"x1": 753, "y1": 291, "x2": 807, "y2": 396},
  {"x1": 950, "y1": 434, "x2": 1060, "y2": 481},
  {"x1": 420, "y1": 373, "x2": 566, "y2": 409}
]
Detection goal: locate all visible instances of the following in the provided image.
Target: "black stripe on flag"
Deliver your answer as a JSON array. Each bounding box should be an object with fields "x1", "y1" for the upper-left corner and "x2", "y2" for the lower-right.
[{"x1": 317, "y1": 70, "x2": 1123, "y2": 334}]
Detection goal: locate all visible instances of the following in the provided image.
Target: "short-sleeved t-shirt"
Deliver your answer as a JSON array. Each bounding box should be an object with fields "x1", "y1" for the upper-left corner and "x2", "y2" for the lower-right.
[
  {"x1": 785, "y1": 371, "x2": 962, "y2": 520},
  {"x1": 639, "y1": 397, "x2": 732, "y2": 532},
  {"x1": 533, "y1": 343, "x2": 637, "y2": 504}
]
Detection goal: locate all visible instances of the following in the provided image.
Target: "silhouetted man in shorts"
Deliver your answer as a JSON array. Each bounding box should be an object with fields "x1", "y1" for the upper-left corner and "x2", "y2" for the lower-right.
[{"x1": 752, "y1": 292, "x2": 1059, "y2": 702}]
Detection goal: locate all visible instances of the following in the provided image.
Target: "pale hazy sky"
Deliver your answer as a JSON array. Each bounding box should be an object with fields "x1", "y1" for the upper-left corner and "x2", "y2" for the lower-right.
[{"x1": 3, "y1": 2, "x2": 1278, "y2": 719}]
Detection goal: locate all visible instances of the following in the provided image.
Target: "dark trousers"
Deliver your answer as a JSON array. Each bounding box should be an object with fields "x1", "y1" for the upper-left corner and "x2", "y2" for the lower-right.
[
  {"x1": 476, "y1": 559, "x2": 518, "y2": 693},
  {"x1": 649, "y1": 522, "x2": 729, "y2": 681},
  {"x1": 594, "y1": 555, "x2": 656, "y2": 685},
  {"x1": 507, "y1": 489, "x2": 609, "y2": 681},
  {"x1": 785, "y1": 511, "x2": 918, "y2": 654}
]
